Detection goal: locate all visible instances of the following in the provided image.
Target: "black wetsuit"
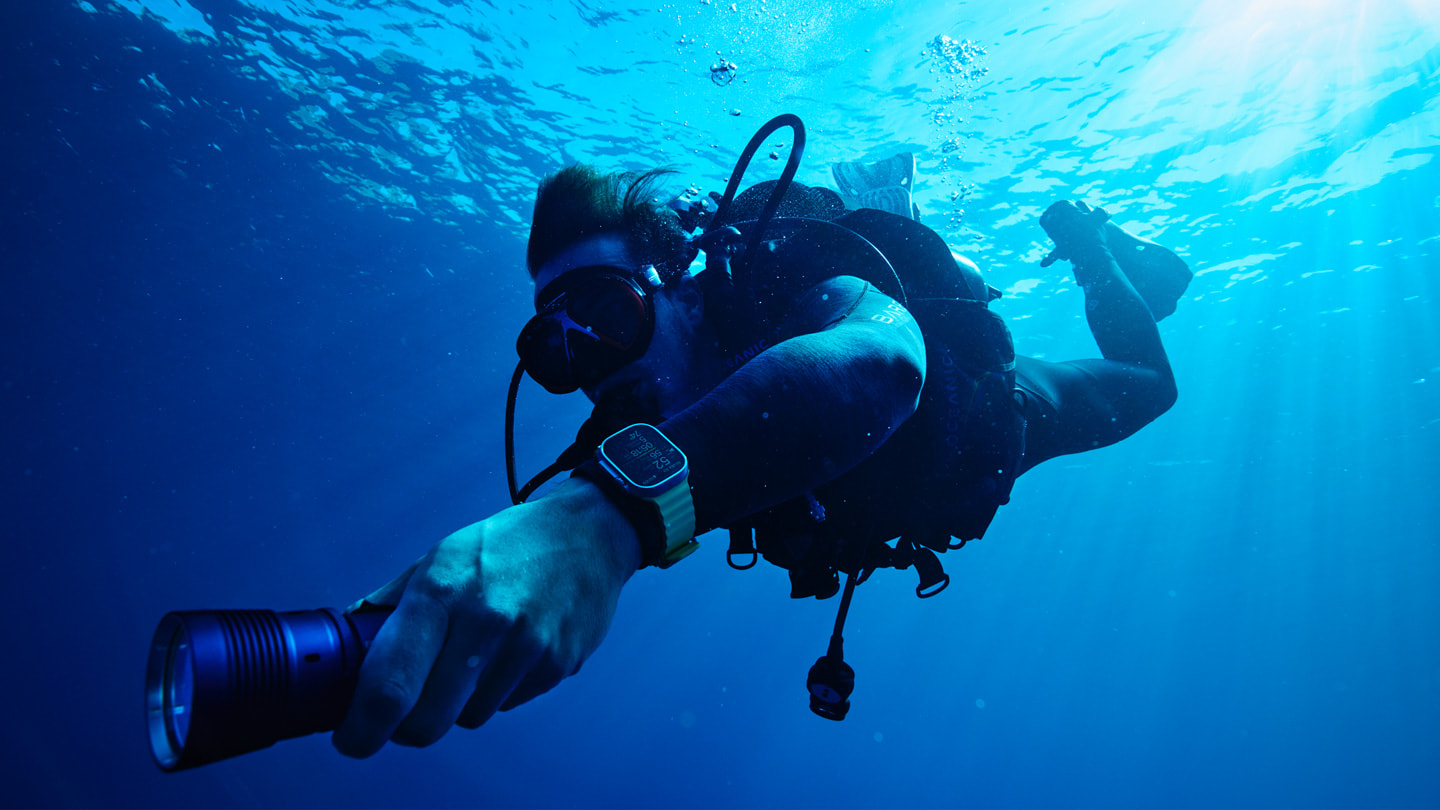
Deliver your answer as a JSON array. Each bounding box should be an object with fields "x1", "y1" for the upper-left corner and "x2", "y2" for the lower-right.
[
  {"x1": 663, "y1": 273, "x2": 929, "y2": 537},
  {"x1": 647, "y1": 205, "x2": 1176, "y2": 583}
]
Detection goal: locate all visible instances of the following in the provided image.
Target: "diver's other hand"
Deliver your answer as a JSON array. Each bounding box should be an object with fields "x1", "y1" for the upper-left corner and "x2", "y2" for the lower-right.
[
  {"x1": 332, "y1": 478, "x2": 642, "y2": 758},
  {"x1": 1039, "y1": 199, "x2": 1112, "y2": 268}
]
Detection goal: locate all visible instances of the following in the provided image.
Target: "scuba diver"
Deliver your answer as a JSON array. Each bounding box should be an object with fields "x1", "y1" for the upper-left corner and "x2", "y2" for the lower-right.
[{"x1": 330, "y1": 115, "x2": 1189, "y2": 757}]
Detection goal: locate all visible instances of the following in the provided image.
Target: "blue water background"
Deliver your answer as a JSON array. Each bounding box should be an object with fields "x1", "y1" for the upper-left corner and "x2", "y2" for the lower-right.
[{"x1": 4, "y1": 1, "x2": 1438, "y2": 807}]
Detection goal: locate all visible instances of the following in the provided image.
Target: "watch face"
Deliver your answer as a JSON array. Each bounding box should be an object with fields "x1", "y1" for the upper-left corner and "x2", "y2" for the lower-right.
[{"x1": 600, "y1": 424, "x2": 687, "y2": 490}]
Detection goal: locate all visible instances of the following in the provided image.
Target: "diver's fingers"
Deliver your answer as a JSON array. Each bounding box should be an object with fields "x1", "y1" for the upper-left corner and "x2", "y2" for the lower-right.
[
  {"x1": 345, "y1": 553, "x2": 430, "y2": 612},
  {"x1": 332, "y1": 591, "x2": 449, "y2": 758},
  {"x1": 1040, "y1": 247, "x2": 1062, "y2": 268},
  {"x1": 455, "y1": 637, "x2": 544, "y2": 729},
  {"x1": 496, "y1": 664, "x2": 567, "y2": 713},
  {"x1": 389, "y1": 607, "x2": 506, "y2": 747}
]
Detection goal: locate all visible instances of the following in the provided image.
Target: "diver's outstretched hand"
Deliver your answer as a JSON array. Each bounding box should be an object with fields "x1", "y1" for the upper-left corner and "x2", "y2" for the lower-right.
[
  {"x1": 1039, "y1": 199, "x2": 1111, "y2": 268},
  {"x1": 332, "y1": 479, "x2": 641, "y2": 757}
]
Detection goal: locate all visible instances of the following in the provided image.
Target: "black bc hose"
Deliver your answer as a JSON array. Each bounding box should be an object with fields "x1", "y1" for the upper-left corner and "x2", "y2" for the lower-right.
[
  {"x1": 504, "y1": 361, "x2": 525, "y2": 504},
  {"x1": 705, "y1": 113, "x2": 808, "y2": 294},
  {"x1": 505, "y1": 356, "x2": 596, "y2": 505}
]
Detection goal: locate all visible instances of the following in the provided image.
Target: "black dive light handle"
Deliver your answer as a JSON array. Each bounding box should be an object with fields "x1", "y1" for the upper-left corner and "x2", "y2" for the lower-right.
[{"x1": 145, "y1": 604, "x2": 394, "y2": 772}]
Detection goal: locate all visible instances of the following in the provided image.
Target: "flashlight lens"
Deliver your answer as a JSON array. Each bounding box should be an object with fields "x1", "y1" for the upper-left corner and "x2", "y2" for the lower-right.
[{"x1": 166, "y1": 638, "x2": 193, "y2": 747}]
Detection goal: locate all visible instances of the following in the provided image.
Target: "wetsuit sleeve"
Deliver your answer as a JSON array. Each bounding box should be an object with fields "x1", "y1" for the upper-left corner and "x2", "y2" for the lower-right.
[{"x1": 659, "y1": 276, "x2": 926, "y2": 533}]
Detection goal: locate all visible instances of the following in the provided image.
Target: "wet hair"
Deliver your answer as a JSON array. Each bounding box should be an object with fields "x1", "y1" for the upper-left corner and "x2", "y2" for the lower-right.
[{"x1": 526, "y1": 165, "x2": 691, "y2": 283}]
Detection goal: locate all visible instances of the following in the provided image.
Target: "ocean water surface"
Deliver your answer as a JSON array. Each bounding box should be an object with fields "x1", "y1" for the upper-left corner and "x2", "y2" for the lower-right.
[{"x1": 4, "y1": 0, "x2": 1438, "y2": 807}]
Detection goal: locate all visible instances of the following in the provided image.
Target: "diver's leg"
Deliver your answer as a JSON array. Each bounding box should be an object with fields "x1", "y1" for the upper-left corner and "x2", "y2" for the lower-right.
[
  {"x1": 1044, "y1": 201, "x2": 1172, "y2": 371},
  {"x1": 1014, "y1": 354, "x2": 1174, "y2": 474},
  {"x1": 1098, "y1": 221, "x2": 1192, "y2": 321},
  {"x1": 1014, "y1": 202, "x2": 1178, "y2": 474}
]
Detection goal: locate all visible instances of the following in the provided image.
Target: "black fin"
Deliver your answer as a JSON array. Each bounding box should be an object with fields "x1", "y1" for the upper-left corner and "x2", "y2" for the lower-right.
[{"x1": 1103, "y1": 221, "x2": 1192, "y2": 321}]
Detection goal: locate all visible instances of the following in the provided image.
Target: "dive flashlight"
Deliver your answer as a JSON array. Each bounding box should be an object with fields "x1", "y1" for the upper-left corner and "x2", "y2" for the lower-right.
[{"x1": 145, "y1": 605, "x2": 392, "y2": 772}]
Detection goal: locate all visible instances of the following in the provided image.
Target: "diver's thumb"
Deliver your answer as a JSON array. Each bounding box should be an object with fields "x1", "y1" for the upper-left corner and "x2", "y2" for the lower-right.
[{"x1": 345, "y1": 564, "x2": 418, "y2": 613}]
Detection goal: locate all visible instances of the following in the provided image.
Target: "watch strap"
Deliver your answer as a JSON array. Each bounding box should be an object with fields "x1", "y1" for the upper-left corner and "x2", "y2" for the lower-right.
[
  {"x1": 652, "y1": 478, "x2": 698, "y2": 567},
  {"x1": 572, "y1": 460, "x2": 697, "y2": 568}
]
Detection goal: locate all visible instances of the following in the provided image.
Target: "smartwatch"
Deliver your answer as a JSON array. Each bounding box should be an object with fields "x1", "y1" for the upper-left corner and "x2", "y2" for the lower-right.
[{"x1": 577, "y1": 423, "x2": 698, "y2": 568}]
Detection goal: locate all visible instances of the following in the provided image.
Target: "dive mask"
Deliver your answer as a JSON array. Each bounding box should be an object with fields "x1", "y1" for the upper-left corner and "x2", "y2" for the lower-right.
[{"x1": 516, "y1": 264, "x2": 661, "y2": 394}]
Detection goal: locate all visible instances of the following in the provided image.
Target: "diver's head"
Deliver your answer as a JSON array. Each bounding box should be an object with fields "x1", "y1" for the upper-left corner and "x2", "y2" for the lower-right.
[
  {"x1": 520, "y1": 234, "x2": 709, "y2": 417},
  {"x1": 520, "y1": 168, "x2": 711, "y2": 415},
  {"x1": 525, "y1": 165, "x2": 692, "y2": 285}
]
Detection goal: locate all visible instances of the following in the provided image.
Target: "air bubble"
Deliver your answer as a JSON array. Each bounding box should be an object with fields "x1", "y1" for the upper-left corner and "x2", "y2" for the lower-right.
[{"x1": 710, "y1": 58, "x2": 738, "y2": 86}]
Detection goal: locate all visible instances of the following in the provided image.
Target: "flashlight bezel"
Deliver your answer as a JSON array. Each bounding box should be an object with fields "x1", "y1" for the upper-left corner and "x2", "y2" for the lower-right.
[{"x1": 145, "y1": 614, "x2": 191, "y2": 771}]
